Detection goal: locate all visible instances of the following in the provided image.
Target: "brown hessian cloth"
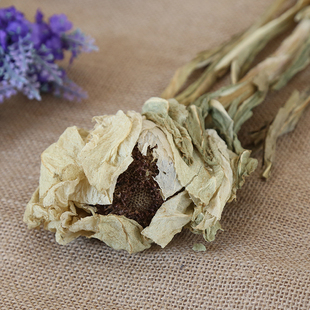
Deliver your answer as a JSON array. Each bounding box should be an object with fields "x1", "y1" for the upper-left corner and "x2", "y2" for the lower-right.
[{"x1": 0, "y1": 0, "x2": 310, "y2": 309}]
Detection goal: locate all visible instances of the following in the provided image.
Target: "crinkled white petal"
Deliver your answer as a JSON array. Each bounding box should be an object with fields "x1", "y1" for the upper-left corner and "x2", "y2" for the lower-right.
[
  {"x1": 78, "y1": 110, "x2": 143, "y2": 203},
  {"x1": 137, "y1": 119, "x2": 182, "y2": 199},
  {"x1": 142, "y1": 191, "x2": 193, "y2": 248},
  {"x1": 39, "y1": 126, "x2": 87, "y2": 198},
  {"x1": 70, "y1": 178, "x2": 111, "y2": 205},
  {"x1": 199, "y1": 129, "x2": 233, "y2": 220},
  {"x1": 69, "y1": 214, "x2": 152, "y2": 254},
  {"x1": 165, "y1": 128, "x2": 233, "y2": 233}
]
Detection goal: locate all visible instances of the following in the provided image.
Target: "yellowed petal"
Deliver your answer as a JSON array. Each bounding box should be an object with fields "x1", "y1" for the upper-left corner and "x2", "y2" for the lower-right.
[
  {"x1": 165, "y1": 127, "x2": 233, "y2": 238},
  {"x1": 23, "y1": 188, "x2": 83, "y2": 244},
  {"x1": 23, "y1": 187, "x2": 46, "y2": 229},
  {"x1": 141, "y1": 191, "x2": 193, "y2": 248},
  {"x1": 137, "y1": 119, "x2": 182, "y2": 199},
  {"x1": 78, "y1": 111, "x2": 142, "y2": 203},
  {"x1": 39, "y1": 126, "x2": 88, "y2": 198},
  {"x1": 69, "y1": 214, "x2": 152, "y2": 254},
  {"x1": 70, "y1": 178, "x2": 111, "y2": 205}
]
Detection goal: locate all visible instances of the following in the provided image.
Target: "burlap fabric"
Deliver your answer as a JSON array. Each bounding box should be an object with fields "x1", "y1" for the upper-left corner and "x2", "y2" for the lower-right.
[{"x1": 1, "y1": 0, "x2": 310, "y2": 309}]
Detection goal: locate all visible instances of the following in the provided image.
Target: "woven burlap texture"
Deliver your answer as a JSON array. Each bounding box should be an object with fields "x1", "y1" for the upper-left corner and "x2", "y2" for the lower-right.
[{"x1": 1, "y1": 0, "x2": 310, "y2": 309}]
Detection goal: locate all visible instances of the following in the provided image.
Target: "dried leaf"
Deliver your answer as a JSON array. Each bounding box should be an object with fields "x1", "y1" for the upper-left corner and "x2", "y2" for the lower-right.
[
  {"x1": 230, "y1": 0, "x2": 302, "y2": 83},
  {"x1": 161, "y1": 43, "x2": 227, "y2": 99},
  {"x1": 189, "y1": 9, "x2": 310, "y2": 140},
  {"x1": 192, "y1": 243, "x2": 206, "y2": 252},
  {"x1": 273, "y1": 20, "x2": 310, "y2": 89},
  {"x1": 262, "y1": 88, "x2": 310, "y2": 178}
]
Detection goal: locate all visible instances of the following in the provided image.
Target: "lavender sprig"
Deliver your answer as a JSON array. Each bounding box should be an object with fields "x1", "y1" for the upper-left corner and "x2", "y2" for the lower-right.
[
  {"x1": 62, "y1": 29, "x2": 98, "y2": 63},
  {"x1": 0, "y1": 6, "x2": 97, "y2": 103}
]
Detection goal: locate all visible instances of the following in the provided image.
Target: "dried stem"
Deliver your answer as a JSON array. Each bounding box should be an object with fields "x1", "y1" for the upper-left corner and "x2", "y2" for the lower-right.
[
  {"x1": 162, "y1": 0, "x2": 310, "y2": 106},
  {"x1": 190, "y1": 11, "x2": 310, "y2": 132},
  {"x1": 260, "y1": 88, "x2": 310, "y2": 178},
  {"x1": 190, "y1": 7, "x2": 310, "y2": 179}
]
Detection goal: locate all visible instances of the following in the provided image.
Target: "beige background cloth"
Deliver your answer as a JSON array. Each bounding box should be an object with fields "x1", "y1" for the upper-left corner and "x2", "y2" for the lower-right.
[{"x1": 1, "y1": 0, "x2": 310, "y2": 309}]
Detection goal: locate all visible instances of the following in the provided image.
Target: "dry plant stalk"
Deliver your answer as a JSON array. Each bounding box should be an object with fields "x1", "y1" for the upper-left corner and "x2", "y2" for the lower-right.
[
  {"x1": 161, "y1": 0, "x2": 310, "y2": 106},
  {"x1": 262, "y1": 88, "x2": 310, "y2": 178},
  {"x1": 189, "y1": 6, "x2": 310, "y2": 179},
  {"x1": 250, "y1": 88, "x2": 310, "y2": 179},
  {"x1": 194, "y1": 7, "x2": 310, "y2": 131}
]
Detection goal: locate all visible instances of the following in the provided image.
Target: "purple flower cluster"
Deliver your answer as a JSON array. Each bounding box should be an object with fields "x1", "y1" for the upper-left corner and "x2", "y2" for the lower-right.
[{"x1": 0, "y1": 6, "x2": 98, "y2": 103}]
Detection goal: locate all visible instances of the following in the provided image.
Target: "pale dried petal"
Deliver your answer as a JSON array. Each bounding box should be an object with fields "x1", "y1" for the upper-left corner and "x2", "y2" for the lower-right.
[
  {"x1": 24, "y1": 188, "x2": 86, "y2": 244},
  {"x1": 162, "y1": 126, "x2": 233, "y2": 239},
  {"x1": 38, "y1": 125, "x2": 111, "y2": 208},
  {"x1": 141, "y1": 191, "x2": 193, "y2": 248},
  {"x1": 189, "y1": 130, "x2": 233, "y2": 234},
  {"x1": 70, "y1": 178, "x2": 111, "y2": 205},
  {"x1": 78, "y1": 110, "x2": 143, "y2": 203},
  {"x1": 24, "y1": 187, "x2": 45, "y2": 229},
  {"x1": 24, "y1": 187, "x2": 151, "y2": 253},
  {"x1": 39, "y1": 126, "x2": 88, "y2": 198},
  {"x1": 142, "y1": 97, "x2": 194, "y2": 164},
  {"x1": 69, "y1": 214, "x2": 152, "y2": 254},
  {"x1": 137, "y1": 119, "x2": 182, "y2": 199},
  {"x1": 167, "y1": 128, "x2": 233, "y2": 209},
  {"x1": 192, "y1": 243, "x2": 207, "y2": 252}
]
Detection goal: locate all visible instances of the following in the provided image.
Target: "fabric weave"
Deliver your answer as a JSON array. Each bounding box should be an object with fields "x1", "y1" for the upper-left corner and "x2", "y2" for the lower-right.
[{"x1": 0, "y1": 0, "x2": 309, "y2": 309}]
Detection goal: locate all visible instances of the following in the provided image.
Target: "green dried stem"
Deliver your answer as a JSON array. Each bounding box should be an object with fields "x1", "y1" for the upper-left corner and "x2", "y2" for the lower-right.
[
  {"x1": 191, "y1": 8, "x2": 310, "y2": 180},
  {"x1": 261, "y1": 88, "x2": 310, "y2": 179},
  {"x1": 161, "y1": 0, "x2": 310, "y2": 106},
  {"x1": 193, "y1": 9, "x2": 310, "y2": 132},
  {"x1": 249, "y1": 87, "x2": 310, "y2": 179}
]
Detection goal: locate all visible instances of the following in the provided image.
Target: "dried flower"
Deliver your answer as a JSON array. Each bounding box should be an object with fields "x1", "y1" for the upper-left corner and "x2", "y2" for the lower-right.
[
  {"x1": 24, "y1": 0, "x2": 310, "y2": 253},
  {"x1": 0, "y1": 6, "x2": 98, "y2": 103},
  {"x1": 24, "y1": 98, "x2": 257, "y2": 253}
]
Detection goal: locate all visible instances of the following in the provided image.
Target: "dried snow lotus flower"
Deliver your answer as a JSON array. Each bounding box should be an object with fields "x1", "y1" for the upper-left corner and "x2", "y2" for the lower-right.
[{"x1": 24, "y1": 97, "x2": 256, "y2": 253}]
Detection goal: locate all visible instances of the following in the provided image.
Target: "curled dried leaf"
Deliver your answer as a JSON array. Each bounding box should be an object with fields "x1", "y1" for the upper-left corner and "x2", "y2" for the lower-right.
[{"x1": 262, "y1": 88, "x2": 310, "y2": 178}]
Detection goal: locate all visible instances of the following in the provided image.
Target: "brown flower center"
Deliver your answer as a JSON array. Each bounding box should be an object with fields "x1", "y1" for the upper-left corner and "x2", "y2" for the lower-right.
[{"x1": 95, "y1": 144, "x2": 164, "y2": 227}]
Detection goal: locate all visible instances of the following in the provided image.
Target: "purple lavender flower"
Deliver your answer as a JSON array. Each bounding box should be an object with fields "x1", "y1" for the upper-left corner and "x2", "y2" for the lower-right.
[
  {"x1": 45, "y1": 35, "x2": 63, "y2": 60},
  {"x1": 31, "y1": 10, "x2": 52, "y2": 49},
  {"x1": 0, "y1": 6, "x2": 98, "y2": 103},
  {"x1": 0, "y1": 30, "x2": 7, "y2": 49},
  {"x1": 0, "y1": 6, "x2": 25, "y2": 28},
  {"x1": 62, "y1": 28, "x2": 98, "y2": 63},
  {"x1": 49, "y1": 14, "x2": 72, "y2": 34}
]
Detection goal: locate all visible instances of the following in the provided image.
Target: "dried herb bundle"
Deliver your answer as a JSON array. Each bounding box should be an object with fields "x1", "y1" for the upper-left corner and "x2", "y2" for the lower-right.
[
  {"x1": 161, "y1": 0, "x2": 310, "y2": 105},
  {"x1": 24, "y1": 0, "x2": 310, "y2": 253}
]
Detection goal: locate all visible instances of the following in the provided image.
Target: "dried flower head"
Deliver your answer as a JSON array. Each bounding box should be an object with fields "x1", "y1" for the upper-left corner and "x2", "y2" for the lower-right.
[{"x1": 24, "y1": 97, "x2": 257, "y2": 253}]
